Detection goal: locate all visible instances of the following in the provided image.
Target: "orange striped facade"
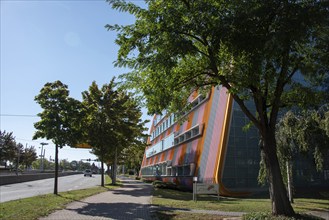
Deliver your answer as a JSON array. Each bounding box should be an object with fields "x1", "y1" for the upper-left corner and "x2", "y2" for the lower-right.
[{"x1": 140, "y1": 86, "x2": 257, "y2": 196}]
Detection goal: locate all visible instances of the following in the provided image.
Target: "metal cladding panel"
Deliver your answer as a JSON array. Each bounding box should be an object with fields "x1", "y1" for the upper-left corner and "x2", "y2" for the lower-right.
[
  {"x1": 198, "y1": 86, "x2": 229, "y2": 182},
  {"x1": 204, "y1": 88, "x2": 228, "y2": 178},
  {"x1": 198, "y1": 87, "x2": 220, "y2": 181},
  {"x1": 171, "y1": 144, "x2": 181, "y2": 166}
]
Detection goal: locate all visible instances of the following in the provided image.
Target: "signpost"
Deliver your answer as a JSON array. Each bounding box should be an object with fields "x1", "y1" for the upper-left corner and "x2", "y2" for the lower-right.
[{"x1": 193, "y1": 177, "x2": 220, "y2": 202}]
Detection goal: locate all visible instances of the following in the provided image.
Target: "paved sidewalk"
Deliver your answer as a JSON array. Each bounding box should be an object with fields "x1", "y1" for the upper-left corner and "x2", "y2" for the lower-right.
[{"x1": 39, "y1": 177, "x2": 155, "y2": 220}]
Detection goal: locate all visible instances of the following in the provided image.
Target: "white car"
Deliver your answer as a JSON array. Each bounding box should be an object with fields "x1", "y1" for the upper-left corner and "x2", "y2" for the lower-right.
[{"x1": 83, "y1": 169, "x2": 92, "y2": 177}]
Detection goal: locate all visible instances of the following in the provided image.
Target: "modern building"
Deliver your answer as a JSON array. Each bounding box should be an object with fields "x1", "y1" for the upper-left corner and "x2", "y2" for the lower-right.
[{"x1": 140, "y1": 86, "x2": 329, "y2": 196}]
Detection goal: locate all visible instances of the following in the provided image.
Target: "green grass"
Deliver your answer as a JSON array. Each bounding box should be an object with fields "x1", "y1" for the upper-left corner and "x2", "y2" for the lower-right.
[
  {"x1": 156, "y1": 211, "x2": 230, "y2": 220},
  {"x1": 152, "y1": 188, "x2": 329, "y2": 219},
  {"x1": 0, "y1": 175, "x2": 121, "y2": 220},
  {"x1": 152, "y1": 188, "x2": 271, "y2": 212}
]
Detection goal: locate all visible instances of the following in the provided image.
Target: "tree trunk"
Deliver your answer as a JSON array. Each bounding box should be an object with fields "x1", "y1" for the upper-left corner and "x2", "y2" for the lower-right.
[
  {"x1": 112, "y1": 146, "x2": 117, "y2": 185},
  {"x1": 286, "y1": 161, "x2": 294, "y2": 203},
  {"x1": 101, "y1": 156, "x2": 104, "y2": 187},
  {"x1": 262, "y1": 131, "x2": 295, "y2": 216},
  {"x1": 54, "y1": 144, "x2": 59, "y2": 195}
]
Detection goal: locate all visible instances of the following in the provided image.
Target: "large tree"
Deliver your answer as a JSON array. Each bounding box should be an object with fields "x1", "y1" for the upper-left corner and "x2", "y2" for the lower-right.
[
  {"x1": 107, "y1": 0, "x2": 329, "y2": 216},
  {"x1": 0, "y1": 130, "x2": 17, "y2": 167},
  {"x1": 34, "y1": 81, "x2": 85, "y2": 194},
  {"x1": 82, "y1": 78, "x2": 148, "y2": 185}
]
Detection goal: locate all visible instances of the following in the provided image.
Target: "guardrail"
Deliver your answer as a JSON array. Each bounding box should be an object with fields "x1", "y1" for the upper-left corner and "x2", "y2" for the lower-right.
[{"x1": 0, "y1": 171, "x2": 82, "y2": 185}]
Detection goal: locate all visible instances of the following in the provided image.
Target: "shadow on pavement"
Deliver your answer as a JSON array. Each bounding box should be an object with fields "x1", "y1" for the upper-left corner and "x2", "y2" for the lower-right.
[
  {"x1": 67, "y1": 202, "x2": 154, "y2": 220},
  {"x1": 111, "y1": 183, "x2": 153, "y2": 198}
]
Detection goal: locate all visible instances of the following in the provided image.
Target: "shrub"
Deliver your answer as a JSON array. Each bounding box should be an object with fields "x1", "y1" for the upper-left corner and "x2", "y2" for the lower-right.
[{"x1": 153, "y1": 180, "x2": 177, "y2": 190}]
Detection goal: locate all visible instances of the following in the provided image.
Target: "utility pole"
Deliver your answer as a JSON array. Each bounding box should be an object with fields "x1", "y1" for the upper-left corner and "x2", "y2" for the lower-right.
[{"x1": 40, "y1": 142, "x2": 48, "y2": 172}]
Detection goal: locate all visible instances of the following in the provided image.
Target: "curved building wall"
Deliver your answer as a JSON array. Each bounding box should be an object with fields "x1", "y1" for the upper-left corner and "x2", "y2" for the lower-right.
[{"x1": 140, "y1": 86, "x2": 232, "y2": 192}]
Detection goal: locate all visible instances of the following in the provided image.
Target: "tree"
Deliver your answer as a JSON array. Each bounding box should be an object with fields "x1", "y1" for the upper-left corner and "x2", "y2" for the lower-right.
[
  {"x1": 60, "y1": 159, "x2": 71, "y2": 171},
  {"x1": 32, "y1": 158, "x2": 55, "y2": 170},
  {"x1": 70, "y1": 160, "x2": 79, "y2": 170},
  {"x1": 33, "y1": 81, "x2": 85, "y2": 194},
  {"x1": 276, "y1": 109, "x2": 329, "y2": 171},
  {"x1": 21, "y1": 145, "x2": 38, "y2": 169},
  {"x1": 121, "y1": 137, "x2": 147, "y2": 176},
  {"x1": 0, "y1": 130, "x2": 17, "y2": 167},
  {"x1": 108, "y1": 0, "x2": 329, "y2": 216},
  {"x1": 77, "y1": 160, "x2": 91, "y2": 171},
  {"x1": 259, "y1": 109, "x2": 329, "y2": 202},
  {"x1": 82, "y1": 78, "x2": 148, "y2": 185}
]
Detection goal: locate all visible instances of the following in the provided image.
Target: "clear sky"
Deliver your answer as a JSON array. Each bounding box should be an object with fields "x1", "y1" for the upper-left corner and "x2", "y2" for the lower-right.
[{"x1": 1, "y1": 0, "x2": 150, "y2": 163}]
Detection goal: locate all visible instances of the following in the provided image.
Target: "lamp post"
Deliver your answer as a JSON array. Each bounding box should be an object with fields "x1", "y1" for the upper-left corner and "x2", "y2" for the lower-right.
[
  {"x1": 40, "y1": 142, "x2": 48, "y2": 171},
  {"x1": 193, "y1": 176, "x2": 198, "y2": 201}
]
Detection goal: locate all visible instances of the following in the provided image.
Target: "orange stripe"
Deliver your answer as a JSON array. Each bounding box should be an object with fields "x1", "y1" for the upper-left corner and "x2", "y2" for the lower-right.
[
  {"x1": 169, "y1": 148, "x2": 175, "y2": 161},
  {"x1": 160, "y1": 152, "x2": 165, "y2": 162},
  {"x1": 214, "y1": 93, "x2": 232, "y2": 180},
  {"x1": 215, "y1": 94, "x2": 250, "y2": 197}
]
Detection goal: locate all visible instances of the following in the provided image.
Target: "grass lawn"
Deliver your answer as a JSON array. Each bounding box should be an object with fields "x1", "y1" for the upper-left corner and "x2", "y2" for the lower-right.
[
  {"x1": 0, "y1": 175, "x2": 121, "y2": 220},
  {"x1": 152, "y1": 188, "x2": 329, "y2": 219}
]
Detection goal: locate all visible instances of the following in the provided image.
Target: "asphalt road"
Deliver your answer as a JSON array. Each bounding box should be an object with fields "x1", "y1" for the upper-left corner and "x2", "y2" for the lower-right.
[{"x1": 0, "y1": 174, "x2": 102, "y2": 202}]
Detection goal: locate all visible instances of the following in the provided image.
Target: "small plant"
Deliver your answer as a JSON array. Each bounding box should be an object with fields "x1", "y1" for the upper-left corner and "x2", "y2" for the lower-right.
[
  {"x1": 153, "y1": 180, "x2": 177, "y2": 190},
  {"x1": 142, "y1": 179, "x2": 153, "y2": 183}
]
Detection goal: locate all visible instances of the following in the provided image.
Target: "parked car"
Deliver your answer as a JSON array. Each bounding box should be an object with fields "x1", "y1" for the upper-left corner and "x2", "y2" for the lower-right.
[{"x1": 83, "y1": 169, "x2": 92, "y2": 177}]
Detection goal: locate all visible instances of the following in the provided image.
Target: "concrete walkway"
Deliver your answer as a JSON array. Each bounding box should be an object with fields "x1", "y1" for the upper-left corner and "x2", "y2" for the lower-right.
[{"x1": 39, "y1": 177, "x2": 155, "y2": 220}]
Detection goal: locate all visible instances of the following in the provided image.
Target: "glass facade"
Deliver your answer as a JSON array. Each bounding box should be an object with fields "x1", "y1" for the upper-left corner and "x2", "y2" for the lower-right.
[{"x1": 222, "y1": 100, "x2": 261, "y2": 189}]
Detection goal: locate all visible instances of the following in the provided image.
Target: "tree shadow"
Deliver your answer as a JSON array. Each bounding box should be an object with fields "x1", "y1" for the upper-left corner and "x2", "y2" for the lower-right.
[
  {"x1": 150, "y1": 205, "x2": 191, "y2": 220},
  {"x1": 111, "y1": 184, "x2": 152, "y2": 197},
  {"x1": 66, "y1": 202, "x2": 156, "y2": 219}
]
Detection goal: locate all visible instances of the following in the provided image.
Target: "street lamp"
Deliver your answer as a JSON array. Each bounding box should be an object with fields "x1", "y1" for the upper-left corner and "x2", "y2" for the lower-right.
[{"x1": 40, "y1": 142, "x2": 48, "y2": 171}]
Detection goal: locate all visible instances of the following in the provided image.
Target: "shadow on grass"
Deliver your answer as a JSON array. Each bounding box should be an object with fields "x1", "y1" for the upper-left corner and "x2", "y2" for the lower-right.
[
  {"x1": 154, "y1": 188, "x2": 241, "y2": 202},
  {"x1": 156, "y1": 210, "x2": 177, "y2": 220},
  {"x1": 56, "y1": 187, "x2": 112, "y2": 203},
  {"x1": 150, "y1": 205, "x2": 192, "y2": 220}
]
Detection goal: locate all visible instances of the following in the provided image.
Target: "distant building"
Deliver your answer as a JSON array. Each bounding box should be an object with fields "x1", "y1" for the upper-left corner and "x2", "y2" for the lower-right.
[{"x1": 140, "y1": 86, "x2": 328, "y2": 196}]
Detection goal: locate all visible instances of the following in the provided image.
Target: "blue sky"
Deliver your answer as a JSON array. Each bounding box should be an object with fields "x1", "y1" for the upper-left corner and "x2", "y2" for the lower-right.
[{"x1": 1, "y1": 0, "x2": 150, "y2": 163}]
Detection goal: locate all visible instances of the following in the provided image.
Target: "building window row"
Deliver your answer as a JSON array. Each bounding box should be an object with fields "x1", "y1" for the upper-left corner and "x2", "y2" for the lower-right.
[
  {"x1": 146, "y1": 133, "x2": 175, "y2": 158},
  {"x1": 150, "y1": 93, "x2": 208, "y2": 142},
  {"x1": 181, "y1": 93, "x2": 209, "y2": 117},
  {"x1": 141, "y1": 162, "x2": 195, "y2": 177},
  {"x1": 174, "y1": 124, "x2": 204, "y2": 146},
  {"x1": 150, "y1": 114, "x2": 175, "y2": 141}
]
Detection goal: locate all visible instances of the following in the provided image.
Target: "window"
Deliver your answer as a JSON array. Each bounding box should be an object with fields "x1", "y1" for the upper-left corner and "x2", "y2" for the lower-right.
[
  {"x1": 172, "y1": 167, "x2": 177, "y2": 176},
  {"x1": 166, "y1": 167, "x2": 172, "y2": 176},
  {"x1": 174, "y1": 124, "x2": 203, "y2": 146},
  {"x1": 185, "y1": 131, "x2": 192, "y2": 140},
  {"x1": 192, "y1": 127, "x2": 199, "y2": 136},
  {"x1": 177, "y1": 166, "x2": 183, "y2": 176},
  {"x1": 183, "y1": 165, "x2": 191, "y2": 176}
]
